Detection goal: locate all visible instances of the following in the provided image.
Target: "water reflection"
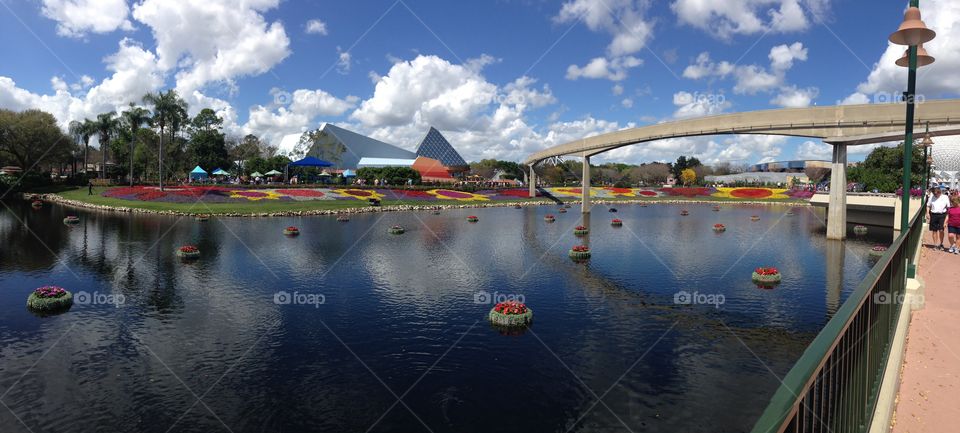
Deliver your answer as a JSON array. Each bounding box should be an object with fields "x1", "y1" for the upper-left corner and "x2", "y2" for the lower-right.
[{"x1": 0, "y1": 201, "x2": 886, "y2": 433}]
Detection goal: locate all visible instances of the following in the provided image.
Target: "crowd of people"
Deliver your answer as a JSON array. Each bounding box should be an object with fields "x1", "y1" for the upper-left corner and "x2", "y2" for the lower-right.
[{"x1": 927, "y1": 186, "x2": 960, "y2": 254}]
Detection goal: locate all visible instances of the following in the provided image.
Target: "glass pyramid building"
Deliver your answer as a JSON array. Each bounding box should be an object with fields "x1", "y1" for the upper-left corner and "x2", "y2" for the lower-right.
[
  {"x1": 300, "y1": 124, "x2": 417, "y2": 170},
  {"x1": 415, "y1": 127, "x2": 468, "y2": 170}
]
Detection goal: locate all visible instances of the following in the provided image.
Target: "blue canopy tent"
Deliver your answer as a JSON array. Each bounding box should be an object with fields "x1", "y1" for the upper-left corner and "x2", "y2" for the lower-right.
[
  {"x1": 189, "y1": 166, "x2": 208, "y2": 182},
  {"x1": 285, "y1": 156, "x2": 333, "y2": 183},
  {"x1": 211, "y1": 168, "x2": 230, "y2": 176}
]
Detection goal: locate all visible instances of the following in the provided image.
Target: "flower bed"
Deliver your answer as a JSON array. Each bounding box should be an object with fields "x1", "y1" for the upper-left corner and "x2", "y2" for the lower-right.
[
  {"x1": 680, "y1": 210, "x2": 689, "y2": 216},
  {"x1": 568, "y1": 245, "x2": 591, "y2": 260},
  {"x1": 573, "y1": 225, "x2": 589, "y2": 236},
  {"x1": 26, "y1": 286, "x2": 73, "y2": 312},
  {"x1": 751, "y1": 215, "x2": 760, "y2": 221},
  {"x1": 752, "y1": 267, "x2": 781, "y2": 284},
  {"x1": 713, "y1": 223, "x2": 726, "y2": 232},
  {"x1": 389, "y1": 225, "x2": 405, "y2": 235},
  {"x1": 611, "y1": 218, "x2": 622, "y2": 226},
  {"x1": 176, "y1": 245, "x2": 200, "y2": 259},
  {"x1": 467, "y1": 215, "x2": 479, "y2": 223},
  {"x1": 869, "y1": 245, "x2": 887, "y2": 257},
  {"x1": 853, "y1": 225, "x2": 868, "y2": 235},
  {"x1": 662, "y1": 187, "x2": 715, "y2": 197},
  {"x1": 558, "y1": 208, "x2": 567, "y2": 213},
  {"x1": 63, "y1": 215, "x2": 80, "y2": 225},
  {"x1": 195, "y1": 214, "x2": 210, "y2": 222},
  {"x1": 544, "y1": 214, "x2": 556, "y2": 222},
  {"x1": 283, "y1": 226, "x2": 300, "y2": 236},
  {"x1": 488, "y1": 300, "x2": 533, "y2": 327}
]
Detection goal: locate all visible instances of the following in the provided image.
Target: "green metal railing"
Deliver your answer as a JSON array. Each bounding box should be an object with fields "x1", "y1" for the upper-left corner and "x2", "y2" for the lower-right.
[{"x1": 752, "y1": 212, "x2": 925, "y2": 433}]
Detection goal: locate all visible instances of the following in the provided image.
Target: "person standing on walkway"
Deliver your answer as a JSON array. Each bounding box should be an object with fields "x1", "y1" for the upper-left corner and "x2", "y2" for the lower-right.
[
  {"x1": 947, "y1": 195, "x2": 960, "y2": 254},
  {"x1": 928, "y1": 187, "x2": 950, "y2": 250}
]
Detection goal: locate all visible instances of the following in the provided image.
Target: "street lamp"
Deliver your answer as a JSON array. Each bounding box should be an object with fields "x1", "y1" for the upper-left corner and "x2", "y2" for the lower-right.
[
  {"x1": 918, "y1": 125, "x2": 934, "y2": 202},
  {"x1": 889, "y1": 3, "x2": 936, "y2": 233}
]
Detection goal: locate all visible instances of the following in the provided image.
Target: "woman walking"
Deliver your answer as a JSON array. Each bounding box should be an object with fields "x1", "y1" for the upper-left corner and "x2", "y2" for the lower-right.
[{"x1": 947, "y1": 195, "x2": 960, "y2": 254}]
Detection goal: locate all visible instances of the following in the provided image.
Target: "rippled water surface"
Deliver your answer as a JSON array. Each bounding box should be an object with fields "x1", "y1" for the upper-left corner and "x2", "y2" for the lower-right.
[{"x1": 0, "y1": 201, "x2": 892, "y2": 432}]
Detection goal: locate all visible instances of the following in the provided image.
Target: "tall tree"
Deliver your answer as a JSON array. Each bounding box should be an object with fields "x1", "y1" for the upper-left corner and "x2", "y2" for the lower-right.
[
  {"x1": 0, "y1": 109, "x2": 71, "y2": 174},
  {"x1": 68, "y1": 118, "x2": 96, "y2": 175},
  {"x1": 143, "y1": 90, "x2": 188, "y2": 190},
  {"x1": 186, "y1": 109, "x2": 229, "y2": 171},
  {"x1": 121, "y1": 103, "x2": 151, "y2": 186},
  {"x1": 94, "y1": 112, "x2": 120, "y2": 180},
  {"x1": 231, "y1": 134, "x2": 263, "y2": 174}
]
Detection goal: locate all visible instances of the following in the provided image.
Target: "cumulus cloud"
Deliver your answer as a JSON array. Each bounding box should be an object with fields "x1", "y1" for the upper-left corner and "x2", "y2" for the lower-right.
[
  {"x1": 671, "y1": 0, "x2": 824, "y2": 40},
  {"x1": 672, "y1": 90, "x2": 731, "y2": 119},
  {"x1": 771, "y1": 85, "x2": 818, "y2": 108},
  {"x1": 243, "y1": 88, "x2": 358, "y2": 146},
  {"x1": 566, "y1": 56, "x2": 642, "y2": 81},
  {"x1": 305, "y1": 19, "x2": 328, "y2": 35},
  {"x1": 843, "y1": 0, "x2": 960, "y2": 104},
  {"x1": 41, "y1": 0, "x2": 133, "y2": 37},
  {"x1": 132, "y1": 0, "x2": 290, "y2": 94},
  {"x1": 794, "y1": 140, "x2": 832, "y2": 160}
]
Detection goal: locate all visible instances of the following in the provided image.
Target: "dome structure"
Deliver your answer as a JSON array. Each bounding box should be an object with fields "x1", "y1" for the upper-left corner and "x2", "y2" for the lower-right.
[{"x1": 930, "y1": 135, "x2": 960, "y2": 188}]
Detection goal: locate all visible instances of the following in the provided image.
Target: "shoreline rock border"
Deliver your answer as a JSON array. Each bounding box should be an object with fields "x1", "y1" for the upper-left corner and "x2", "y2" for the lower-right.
[{"x1": 27, "y1": 193, "x2": 810, "y2": 219}]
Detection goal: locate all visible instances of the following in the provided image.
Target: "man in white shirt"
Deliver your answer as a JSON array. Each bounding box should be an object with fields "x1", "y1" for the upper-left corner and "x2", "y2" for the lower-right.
[{"x1": 928, "y1": 187, "x2": 950, "y2": 250}]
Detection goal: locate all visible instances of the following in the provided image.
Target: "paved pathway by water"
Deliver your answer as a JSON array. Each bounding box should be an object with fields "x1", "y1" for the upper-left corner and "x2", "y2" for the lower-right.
[{"x1": 892, "y1": 246, "x2": 960, "y2": 433}]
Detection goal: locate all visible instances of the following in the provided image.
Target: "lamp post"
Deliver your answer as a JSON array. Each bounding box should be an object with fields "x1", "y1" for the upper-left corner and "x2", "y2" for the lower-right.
[
  {"x1": 919, "y1": 125, "x2": 934, "y2": 207},
  {"x1": 889, "y1": 2, "x2": 935, "y2": 234}
]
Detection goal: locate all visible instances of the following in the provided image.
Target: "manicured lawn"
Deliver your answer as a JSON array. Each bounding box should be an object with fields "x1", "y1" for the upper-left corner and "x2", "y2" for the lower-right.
[{"x1": 46, "y1": 187, "x2": 805, "y2": 215}]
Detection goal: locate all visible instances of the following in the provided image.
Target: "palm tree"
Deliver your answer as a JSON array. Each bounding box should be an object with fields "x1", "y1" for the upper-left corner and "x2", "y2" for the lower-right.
[
  {"x1": 68, "y1": 119, "x2": 97, "y2": 176},
  {"x1": 121, "y1": 103, "x2": 151, "y2": 186},
  {"x1": 94, "y1": 112, "x2": 120, "y2": 181},
  {"x1": 143, "y1": 90, "x2": 188, "y2": 191}
]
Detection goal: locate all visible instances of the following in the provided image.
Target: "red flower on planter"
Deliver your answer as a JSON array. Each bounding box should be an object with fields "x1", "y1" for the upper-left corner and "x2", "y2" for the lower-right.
[
  {"x1": 574, "y1": 225, "x2": 587, "y2": 230},
  {"x1": 493, "y1": 300, "x2": 528, "y2": 315},
  {"x1": 179, "y1": 245, "x2": 199, "y2": 253},
  {"x1": 571, "y1": 245, "x2": 590, "y2": 252},
  {"x1": 285, "y1": 226, "x2": 299, "y2": 231},
  {"x1": 612, "y1": 219, "x2": 622, "y2": 223},
  {"x1": 714, "y1": 223, "x2": 725, "y2": 228},
  {"x1": 754, "y1": 267, "x2": 779, "y2": 275}
]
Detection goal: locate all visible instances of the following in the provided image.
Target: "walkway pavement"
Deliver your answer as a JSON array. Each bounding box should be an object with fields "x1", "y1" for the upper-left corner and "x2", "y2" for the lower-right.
[{"x1": 892, "y1": 245, "x2": 960, "y2": 433}]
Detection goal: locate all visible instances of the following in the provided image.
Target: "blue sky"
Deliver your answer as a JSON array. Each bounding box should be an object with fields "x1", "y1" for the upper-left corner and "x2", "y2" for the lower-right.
[{"x1": 1, "y1": 0, "x2": 957, "y2": 165}]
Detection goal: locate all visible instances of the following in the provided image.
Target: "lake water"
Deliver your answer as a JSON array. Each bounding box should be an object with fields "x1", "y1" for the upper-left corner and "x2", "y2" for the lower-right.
[{"x1": 0, "y1": 200, "x2": 891, "y2": 433}]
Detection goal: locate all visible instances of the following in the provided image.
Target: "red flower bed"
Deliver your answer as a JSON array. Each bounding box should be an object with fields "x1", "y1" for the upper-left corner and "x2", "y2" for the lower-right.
[
  {"x1": 661, "y1": 187, "x2": 714, "y2": 197},
  {"x1": 276, "y1": 189, "x2": 326, "y2": 198},
  {"x1": 730, "y1": 188, "x2": 773, "y2": 199},
  {"x1": 754, "y1": 267, "x2": 779, "y2": 275},
  {"x1": 493, "y1": 300, "x2": 528, "y2": 315},
  {"x1": 173, "y1": 186, "x2": 231, "y2": 197},
  {"x1": 605, "y1": 187, "x2": 632, "y2": 194},
  {"x1": 135, "y1": 190, "x2": 167, "y2": 201},
  {"x1": 394, "y1": 189, "x2": 433, "y2": 199},
  {"x1": 571, "y1": 245, "x2": 589, "y2": 252},
  {"x1": 499, "y1": 189, "x2": 535, "y2": 197},
  {"x1": 637, "y1": 190, "x2": 658, "y2": 196},
  {"x1": 103, "y1": 186, "x2": 146, "y2": 197}
]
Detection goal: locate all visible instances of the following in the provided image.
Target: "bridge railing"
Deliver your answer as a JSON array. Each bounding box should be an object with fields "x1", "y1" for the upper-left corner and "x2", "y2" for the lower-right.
[{"x1": 751, "y1": 211, "x2": 924, "y2": 433}]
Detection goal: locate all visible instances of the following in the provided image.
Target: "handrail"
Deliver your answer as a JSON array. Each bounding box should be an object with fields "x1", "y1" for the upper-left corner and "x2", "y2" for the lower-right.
[{"x1": 751, "y1": 211, "x2": 925, "y2": 433}]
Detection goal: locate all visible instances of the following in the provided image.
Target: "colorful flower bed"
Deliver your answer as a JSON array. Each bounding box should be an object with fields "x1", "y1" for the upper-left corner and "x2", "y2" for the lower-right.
[
  {"x1": 713, "y1": 223, "x2": 726, "y2": 232},
  {"x1": 467, "y1": 215, "x2": 479, "y2": 222},
  {"x1": 568, "y1": 245, "x2": 591, "y2": 260},
  {"x1": 283, "y1": 226, "x2": 300, "y2": 236},
  {"x1": 63, "y1": 215, "x2": 80, "y2": 225},
  {"x1": 573, "y1": 225, "x2": 589, "y2": 236},
  {"x1": 488, "y1": 300, "x2": 533, "y2": 327},
  {"x1": 611, "y1": 218, "x2": 622, "y2": 226},
  {"x1": 752, "y1": 267, "x2": 781, "y2": 284},
  {"x1": 26, "y1": 286, "x2": 73, "y2": 312},
  {"x1": 100, "y1": 186, "x2": 808, "y2": 204},
  {"x1": 389, "y1": 225, "x2": 405, "y2": 235},
  {"x1": 176, "y1": 245, "x2": 200, "y2": 259}
]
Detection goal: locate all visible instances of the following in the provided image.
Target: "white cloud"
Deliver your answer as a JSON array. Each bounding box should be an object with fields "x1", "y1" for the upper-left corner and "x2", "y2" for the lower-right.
[
  {"x1": 612, "y1": 84, "x2": 624, "y2": 95},
  {"x1": 771, "y1": 85, "x2": 818, "y2": 108},
  {"x1": 622, "y1": 98, "x2": 634, "y2": 108},
  {"x1": 794, "y1": 140, "x2": 832, "y2": 160},
  {"x1": 769, "y1": 42, "x2": 808, "y2": 71},
  {"x1": 305, "y1": 19, "x2": 328, "y2": 35},
  {"x1": 566, "y1": 56, "x2": 642, "y2": 81},
  {"x1": 336, "y1": 47, "x2": 352, "y2": 75},
  {"x1": 41, "y1": 0, "x2": 133, "y2": 37},
  {"x1": 845, "y1": 0, "x2": 960, "y2": 103},
  {"x1": 671, "y1": 0, "x2": 823, "y2": 40},
  {"x1": 555, "y1": 0, "x2": 655, "y2": 57},
  {"x1": 131, "y1": 0, "x2": 290, "y2": 94},
  {"x1": 243, "y1": 88, "x2": 358, "y2": 145},
  {"x1": 672, "y1": 90, "x2": 731, "y2": 119}
]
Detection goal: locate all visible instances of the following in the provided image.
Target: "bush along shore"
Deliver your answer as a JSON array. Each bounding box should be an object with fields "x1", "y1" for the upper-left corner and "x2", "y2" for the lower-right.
[{"x1": 25, "y1": 192, "x2": 809, "y2": 218}]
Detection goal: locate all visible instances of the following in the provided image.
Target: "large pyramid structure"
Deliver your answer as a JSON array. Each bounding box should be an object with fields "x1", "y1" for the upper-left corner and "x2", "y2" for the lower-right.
[{"x1": 415, "y1": 127, "x2": 468, "y2": 169}]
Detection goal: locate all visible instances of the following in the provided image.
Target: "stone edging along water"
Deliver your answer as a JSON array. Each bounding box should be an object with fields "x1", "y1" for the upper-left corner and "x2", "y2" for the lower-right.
[{"x1": 30, "y1": 193, "x2": 810, "y2": 218}]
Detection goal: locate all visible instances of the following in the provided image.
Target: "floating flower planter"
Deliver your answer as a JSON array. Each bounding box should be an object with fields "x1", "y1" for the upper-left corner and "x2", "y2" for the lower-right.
[
  {"x1": 63, "y1": 215, "x2": 80, "y2": 225},
  {"x1": 195, "y1": 215, "x2": 210, "y2": 222},
  {"x1": 467, "y1": 216, "x2": 479, "y2": 223},
  {"x1": 611, "y1": 218, "x2": 623, "y2": 226},
  {"x1": 608, "y1": 208, "x2": 618, "y2": 212},
  {"x1": 786, "y1": 210, "x2": 795, "y2": 216},
  {"x1": 26, "y1": 286, "x2": 73, "y2": 313},
  {"x1": 176, "y1": 245, "x2": 200, "y2": 260},
  {"x1": 752, "y1": 267, "x2": 781, "y2": 284},
  {"x1": 337, "y1": 215, "x2": 349, "y2": 222},
  {"x1": 283, "y1": 226, "x2": 300, "y2": 236},
  {"x1": 558, "y1": 208, "x2": 568, "y2": 213},
  {"x1": 514, "y1": 204, "x2": 522, "y2": 209},
  {"x1": 488, "y1": 300, "x2": 533, "y2": 327},
  {"x1": 639, "y1": 203, "x2": 647, "y2": 207},
  {"x1": 389, "y1": 225, "x2": 405, "y2": 235},
  {"x1": 751, "y1": 216, "x2": 760, "y2": 221},
  {"x1": 544, "y1": 214, "x2": 556, "y2": 222},
  {"x1": 573, "y1": 225, "x2": 589, "y2": 236},
  {"x1": 31, "y1": 200, "x2": 42, "y2": 209},
  {"x1": 564, "y1": 204, "x2": 572, "y2": 209},
  {"x1": 853, "y1": 225, "x2": 868, "y2": 235},
  {"x1": 713, "y1": 223, "x2": 726, "y2": 232},
  {"x1": 869, "y1": 245, "x2": 887, "y2": 257},
  {"x1": 712, "y1": 206, "x2": 721, "y2": 212},
  {"x1": 568, "y1": 245, "x2": 591, "y2": 260},
  {"x1": 680, "y1": 210, "x2": 690, "y2": 216}
]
